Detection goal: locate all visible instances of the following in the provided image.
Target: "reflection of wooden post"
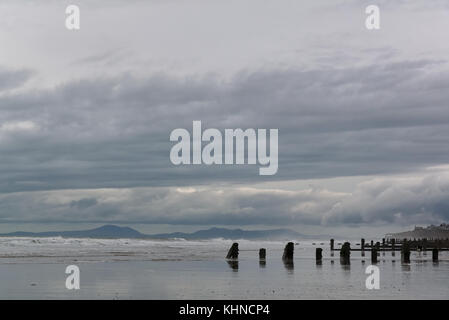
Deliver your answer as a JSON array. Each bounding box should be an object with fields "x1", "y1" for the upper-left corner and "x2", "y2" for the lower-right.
[
  {"x1": 226, "y1": 243, "x2": 239, "y2": 259},
  {"x1": 401, "y1": 239, "x2": 410, "y2": 263},
  {"x1": 330, "y1": 239, "x2": 334, "y2": 251},
  {"x1": 282, "y1": 242, "x2": 294, "y2": 261},
  {"x1": 340, "y1": 242, "x2": 351, "y2": 265},
  {"x1": 432, "y1": 248, "x2": 439, "y2": 262},
  {"x1": 316, "y1": 248, "x2": 323, "y2": 262},
  {"x1": 371, "y1": 248, "x2": 378, "y2": 263},
  {"x1": 259, "y1": 248, "x2": 266, "y2": 260}
]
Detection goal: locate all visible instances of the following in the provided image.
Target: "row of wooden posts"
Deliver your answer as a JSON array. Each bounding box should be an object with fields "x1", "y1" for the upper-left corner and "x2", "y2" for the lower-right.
[{"x1": 225, "y1": 239, "x2": 442, "y2": 264}]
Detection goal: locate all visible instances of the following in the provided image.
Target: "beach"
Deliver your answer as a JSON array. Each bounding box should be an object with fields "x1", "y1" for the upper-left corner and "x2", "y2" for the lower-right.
[{"x1": 0, "y1": 237, "x2": 448, "y2": 299}]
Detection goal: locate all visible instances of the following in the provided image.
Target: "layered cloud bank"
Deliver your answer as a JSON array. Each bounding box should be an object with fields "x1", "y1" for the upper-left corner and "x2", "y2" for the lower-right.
[{"x1": 1, "y1": 168, "x2": 448, "y2": 227}]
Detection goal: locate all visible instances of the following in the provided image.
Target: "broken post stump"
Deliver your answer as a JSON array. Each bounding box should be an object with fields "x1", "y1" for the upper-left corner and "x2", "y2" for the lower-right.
[
  {"x1": 330, "y1": 239, "x2": 334, "y2": 251},
  {"x1": 432, "y1": 248, "x2": 439, "y2": 262},
  {"x1": 361, "y1": 238, "x2": 365, "y2": 251},
  {"x1": 375, "y1": 241, "x2": 380, "y2": 251},
  {"x1": 340, "y1": 242, "x2": 351, "y2": 265},
  {"x1": 316, "y1": 248, "x2": 323, "y2": 262},
  {"x1": 283, "y1": 242, "x2": 294, "y2": 261},
  {"x1": 259, "y1": 248, "x2": 266, "y2": 260},
  {"x1": 371, "y1": 248, "x2": 378, "y2": 263},
  {"x1": 226, "y1": 242, "x2": 239, "y2": 259},
  {"x1": 401, "y1": 239, "x2": 410, "y2": 264}
]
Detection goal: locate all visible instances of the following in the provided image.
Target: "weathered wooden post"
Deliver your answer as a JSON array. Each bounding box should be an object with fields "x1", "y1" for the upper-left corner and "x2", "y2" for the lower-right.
[
  {"x1": 259, "y1": 248, "x2": 266, "y2": 260},
  {"x1": 371, "y1": 248, "x2": 378, "y2": 263},
  {"x1": 391, "y1": 238, "x2": 396, "y2": 256},
  {"x1": 375, "y1": 241, "x2": 380, "y2": 251},
  {"x1": 432, "y1": 248, "x2": 439, "y2": 262},
  {"x1": 361, "y1": 238, "x2": 365, "y2": 256},
  {"x1": 382, "y1": 238, "x2": 385, "y2": 249},
  {"x1": 316, "y1": 248, "x2": 323, "y2": 263},
  {"x1": 340, "y1": 242, "x2": 351, "y2": 265},
  {"x1": 370, "y1": 240, "x2": 374, "y2": 248},
  {"x1": 330, "y1": 239, "x2": 334, "y2": 251},
  {"x1": 401, "y1": 239, "x2": 410, "y2": 264},
  {"x1": 226, "y1": 242, "x2": 239, "y2": 259},
  {"x1": 282, "y1": 242, "x2": 294, "y2": 261}
]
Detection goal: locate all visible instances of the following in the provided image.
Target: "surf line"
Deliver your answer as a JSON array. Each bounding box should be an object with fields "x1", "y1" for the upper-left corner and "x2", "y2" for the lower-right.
[{"x1": 169, "y1": 121, "x2": 278, "y2": 175}]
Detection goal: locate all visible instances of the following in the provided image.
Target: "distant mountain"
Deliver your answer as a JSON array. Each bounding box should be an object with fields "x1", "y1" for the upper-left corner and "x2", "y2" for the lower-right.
[
  {"x1": 0, "y1": 225, "x2": 144, "y2": 239},
  {"x1": 0, "y1": 225, "x2": 315, "y2": 240},
  {"x1": 151, "y1": 227, "x2": 306, "y2": 240}
]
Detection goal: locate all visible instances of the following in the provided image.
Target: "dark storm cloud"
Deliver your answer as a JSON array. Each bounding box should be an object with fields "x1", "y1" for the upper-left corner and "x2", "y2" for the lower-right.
[{"x1": 1, "y1": 59, "x2": 449, "y2": 193}]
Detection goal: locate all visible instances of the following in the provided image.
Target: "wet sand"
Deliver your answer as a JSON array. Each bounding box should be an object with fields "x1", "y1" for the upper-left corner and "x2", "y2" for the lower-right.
[{"x1": 0, "y1": 237, "x2": 448, "y2": 299}]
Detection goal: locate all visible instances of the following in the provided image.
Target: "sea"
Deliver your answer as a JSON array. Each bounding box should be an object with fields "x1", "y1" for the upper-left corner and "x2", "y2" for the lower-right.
[{"x1": 0, "y1": 237, "x2": 447, "y2": 299}]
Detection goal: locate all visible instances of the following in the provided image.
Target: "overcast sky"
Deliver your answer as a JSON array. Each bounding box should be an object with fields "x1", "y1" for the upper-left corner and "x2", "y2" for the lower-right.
[{"x1": 1, "y1": 0, "x2": 449, "y2": 236}]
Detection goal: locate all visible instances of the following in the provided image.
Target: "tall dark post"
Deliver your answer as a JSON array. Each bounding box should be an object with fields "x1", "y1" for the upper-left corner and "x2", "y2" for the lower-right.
[
  {"x1": 370, "y1": 240, "x2": 374, "y2": 248},
  {"x1": 259, "y1": 248, "x2": 266, "y2": 260},
  {"x1": 432, "y1": 248, "x2": 439, "y2": 262},
  {"x1": 226, "y1": 243, "x2": 239, "y2": 259},
  {"x1": 401, "y1": 239, "x2": 410, "y2": 264},
  {"x1": 371, "y1": 248, "x2": 378, "y2": 263},
  {"x1": 282, "y1": 242, "x2": 294, "y2": 261},
  {"x1": 361, "y1": 238, "x2": 365, "y2": 256},
  {"x1": 330, "y1": 239, "x2": 334, "y2": 251},
  {"x1": 316, "y1": 248, "x2": 323, "y2": 262},
  {"x1": 382, "y1": 238, "x2": 385, "y2": 249},
  {"x1": 391, "y1": 238, "x2": 396, "y2": 256},
  {"x1": 340, "y1": 242, "x2": 351, "y2": 265},
  {"x1": 375, "y1": 242, "x2": 380, "y2": 251}
]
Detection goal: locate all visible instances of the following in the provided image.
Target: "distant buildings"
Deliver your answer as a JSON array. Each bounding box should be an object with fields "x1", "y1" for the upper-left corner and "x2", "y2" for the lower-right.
[{"x1": 386, "y1": 223, "x2": 449, "y2": 240}]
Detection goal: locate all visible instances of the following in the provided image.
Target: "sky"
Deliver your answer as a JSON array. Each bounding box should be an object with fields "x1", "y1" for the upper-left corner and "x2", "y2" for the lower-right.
[{"x1": 0, "y1": 0, "x2": 449, "y2": 237}]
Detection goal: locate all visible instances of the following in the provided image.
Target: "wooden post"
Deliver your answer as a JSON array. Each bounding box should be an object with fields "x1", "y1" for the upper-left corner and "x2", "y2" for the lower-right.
[
  {"x1": 259, "y1": 248, "x2": 266, "y2": 260},
  {"x1": 282, "y1": 242, "x2": 294, "y2": 261},
  {"x1": 391, "y1": 238, "x2": 396, "y2": 256},
  {"x1": 382, "y1": 238, "x2": 385, "y2": 249},
  {"x1": 226, "y1": 243, "x2": 239, "y2": 259},
  {"x1": 330, "y1": 239, "x2": 334, "y2": 251},
  {"x1": 432, "y1": 248, "x2": 439, "y2": 262},
  {"x1": 361, "y1": 238, "x2": 365, "y2": 251},
  {"x1": 316, "y1": 248, "x2": 323, "y2": 262},
  {"x1": 370, "y1": 240, "x2": 374, "y2": 248},
  {"x1": 340, "y1": 242, "x2": 351, "y2": 265},
  {"x1": 401, "y1": 239, "x2": 410, "y2": 264},
  {"x1": 371, "y1": 248, "x2": 378, "y2": 263},
  {"x1": 375, "y1": 241, "x2": 380, "y2": 251}
]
